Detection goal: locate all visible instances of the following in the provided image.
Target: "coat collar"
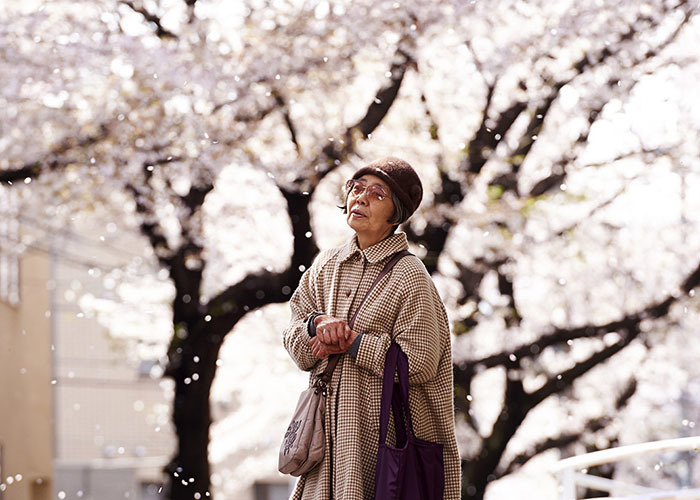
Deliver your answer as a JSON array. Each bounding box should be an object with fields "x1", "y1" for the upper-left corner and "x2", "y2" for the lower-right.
[{"x1": 337, "y1": 231, "x2": 409, "y2": 264}]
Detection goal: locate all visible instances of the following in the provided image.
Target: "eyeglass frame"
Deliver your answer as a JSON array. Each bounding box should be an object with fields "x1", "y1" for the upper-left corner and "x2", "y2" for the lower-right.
[{"x1": 344, "y1": 178, "x2": 391, "y2": 202}]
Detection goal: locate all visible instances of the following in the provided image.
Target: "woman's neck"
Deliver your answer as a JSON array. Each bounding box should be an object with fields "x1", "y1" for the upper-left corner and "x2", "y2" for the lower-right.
[{"x1": 355, "y1": 230, "x2": 393, "y2": 250}]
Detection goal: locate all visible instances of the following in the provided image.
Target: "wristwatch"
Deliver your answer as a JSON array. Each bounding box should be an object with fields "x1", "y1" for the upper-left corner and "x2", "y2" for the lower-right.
[{"x1": 305, "y1": 311, "x2": 324, "y2": 337}]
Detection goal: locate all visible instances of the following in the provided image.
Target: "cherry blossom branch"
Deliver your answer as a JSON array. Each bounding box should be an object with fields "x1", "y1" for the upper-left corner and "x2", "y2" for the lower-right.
[
  {"x1": 0, "y1": 124, "x2": 110, "y2": 184},
  {"x1": 489, "y1": 81, "x2": 565, "y2": 195},
  {"x1": 311, "y1": 47, "x2": 416, "y2": 184},
  {"x1": 205, "y1": 184, "x2": 320, "y2": 337},
  {"x1": 211, "y1": 98, "x2": 278, "y2": 118},
  {"x1": 550, "y1": 185, "x2": 628, "y2": 237},
  {"x1": 528, "y1": 326, "x2": 639, "y2": 410},
  {"x1": 353, "y1": 48, "x2": 416, "y2": 139},
  {"x1": 498, "y1": 416, "x2": 609, "y2": 476},
  {"x1": 481, "y1": 0, "x2": 694, "y2": 199},
  {"x1": 464, "y1": 39, "x2": 493, "y2": 90},
  {"x1": 464, "y1": 336, "x2": 638, "y2": 493},
  {"x1": 184, "y1": 0, "x2": 197, "y2": 23},
  {"x1": 124, "y1": 159, "x2": 178, "y2": 267},
  {"x1": 119, "y1": 0, "x2": 178, "y2": 40},
  {"x1": 272, "y1": 91, "x2": 300, "y2": 155},
  {"x1": 0, "y1": 95, "x2": 278, "y2": 187},
  {"x1": 519, "y1": 1, "x2": 695, "y2": 198},
  {"x1": 463, "y1": 264, "x2": 695, "y2": 373},
  {"x1": 462, "y1": 89, "x2": 524, "y2": 177}
]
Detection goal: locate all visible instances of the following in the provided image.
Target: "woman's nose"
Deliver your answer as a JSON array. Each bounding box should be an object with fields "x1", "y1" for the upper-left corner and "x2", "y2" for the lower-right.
[{"x1": 356, "y1": 190, "x2": 370, "y2": 203}]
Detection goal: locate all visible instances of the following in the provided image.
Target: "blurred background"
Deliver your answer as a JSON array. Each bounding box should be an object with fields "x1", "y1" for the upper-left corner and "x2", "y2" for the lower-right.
[{"x1": 1, "y1": 0, "x2": 700, "y2": 499}]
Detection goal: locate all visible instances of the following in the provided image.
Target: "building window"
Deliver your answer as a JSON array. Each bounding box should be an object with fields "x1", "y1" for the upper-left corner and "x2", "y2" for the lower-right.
[
  {"x1": 140, "y1": 482, "x2": 164, "y2": 500},
  {"x1": 0, "y1": 187, "x2": 20, "y2": 306},
  {"x1": 138, "y1": 359, "x2": 161, "y2": 379}
]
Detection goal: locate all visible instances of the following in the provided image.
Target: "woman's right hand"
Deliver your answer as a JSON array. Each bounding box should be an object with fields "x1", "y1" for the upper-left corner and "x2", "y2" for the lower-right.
[{"x1": 314, "y1": 315, "x2": 352, "y2": 349}]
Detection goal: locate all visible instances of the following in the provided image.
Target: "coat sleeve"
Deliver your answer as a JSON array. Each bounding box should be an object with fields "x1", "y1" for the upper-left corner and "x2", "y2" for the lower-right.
[
  {"x1": 354, "y1": 263, "x2": 445, "y2": 384},
  {"x1": 282, "y1": 250, "x2": 329, "y2": 372}
]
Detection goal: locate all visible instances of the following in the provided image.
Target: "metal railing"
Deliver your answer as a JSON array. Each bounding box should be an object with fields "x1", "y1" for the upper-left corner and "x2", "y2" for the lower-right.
[{"x1": 551, "y1": 436, "x2": 700, "y2": 500}]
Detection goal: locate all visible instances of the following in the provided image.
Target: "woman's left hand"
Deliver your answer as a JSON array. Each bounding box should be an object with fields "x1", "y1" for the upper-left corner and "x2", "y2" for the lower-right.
[{"x1": 309, "y1": 330, "x2": 359, "y2": 359}]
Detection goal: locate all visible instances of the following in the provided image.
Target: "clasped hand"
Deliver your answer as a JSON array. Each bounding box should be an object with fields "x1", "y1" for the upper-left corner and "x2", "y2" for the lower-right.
[{"x1": 309, "y1": 315, "x2": 358, "y2": 359}]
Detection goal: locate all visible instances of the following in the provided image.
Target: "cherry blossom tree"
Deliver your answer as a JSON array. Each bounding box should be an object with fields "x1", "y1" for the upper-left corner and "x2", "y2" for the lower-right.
[{"x1": 2, "y1": 0, "x2": 699, "y2": 499}]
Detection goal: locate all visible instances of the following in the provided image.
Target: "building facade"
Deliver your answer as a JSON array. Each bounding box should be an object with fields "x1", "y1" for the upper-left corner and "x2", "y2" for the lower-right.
[
  {"x1": 0, "y1": 207, "x2": 174, "y2": 500},
  {"x1": 1, "y1": 206, "x2": 294, "y2": 500},
  {"x1": 0, "y1": 246, "x2": 53, "y2": 500}
]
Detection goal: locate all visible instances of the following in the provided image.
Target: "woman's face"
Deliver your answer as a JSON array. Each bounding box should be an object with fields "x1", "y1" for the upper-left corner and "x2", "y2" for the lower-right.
[{"x1": 345, "y1": 174, "x2": 396, "y2": 236}]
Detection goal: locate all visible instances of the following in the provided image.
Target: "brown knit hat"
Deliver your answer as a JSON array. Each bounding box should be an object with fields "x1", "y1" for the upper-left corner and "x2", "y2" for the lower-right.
[{"x1": 352, "y1": 157, "x2": 423, "y2": 222}]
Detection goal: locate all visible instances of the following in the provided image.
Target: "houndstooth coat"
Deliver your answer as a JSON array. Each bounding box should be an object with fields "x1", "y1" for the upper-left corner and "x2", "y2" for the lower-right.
[{"x1": 282, "y1": 231, "x2": 461, "y2": 500}]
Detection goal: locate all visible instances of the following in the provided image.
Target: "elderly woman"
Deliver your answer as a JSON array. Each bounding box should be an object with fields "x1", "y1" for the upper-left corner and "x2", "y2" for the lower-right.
[{"x1": 282, "y1": 157, "x2": 460, "y2": 499}]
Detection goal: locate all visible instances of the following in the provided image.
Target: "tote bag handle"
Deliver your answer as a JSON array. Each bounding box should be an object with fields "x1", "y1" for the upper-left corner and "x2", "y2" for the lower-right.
[{"x1": 379, "y1": 342, "x2": 414, "y2": 446}]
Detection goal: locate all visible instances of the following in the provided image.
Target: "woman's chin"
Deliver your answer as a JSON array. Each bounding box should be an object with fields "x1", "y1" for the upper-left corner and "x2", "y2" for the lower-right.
[{"x1": 347, "y1": 216, "x2": 368, "y2": 230}]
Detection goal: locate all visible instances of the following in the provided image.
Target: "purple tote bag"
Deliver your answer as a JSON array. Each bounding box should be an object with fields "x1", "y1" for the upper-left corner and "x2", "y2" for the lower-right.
[{"x1": 373, "y1": 343, "x2": 444, "y2": 500}]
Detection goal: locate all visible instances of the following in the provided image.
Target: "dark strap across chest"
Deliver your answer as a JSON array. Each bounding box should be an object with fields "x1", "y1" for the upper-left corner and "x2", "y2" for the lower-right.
[{"x1": 318, "y1": 249, "x2": 412, "y2": 384}]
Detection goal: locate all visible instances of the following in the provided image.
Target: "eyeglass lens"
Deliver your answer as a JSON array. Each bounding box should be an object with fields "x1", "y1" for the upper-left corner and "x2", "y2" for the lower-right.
[{"x1": 346, "y1": 180, "x2": 387, "y2": 201}]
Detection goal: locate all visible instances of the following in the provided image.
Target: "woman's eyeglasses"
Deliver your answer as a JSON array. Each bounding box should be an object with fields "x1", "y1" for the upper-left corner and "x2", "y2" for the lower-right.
[{"x1": 345, "y1": 179, "x2": 390, "y2": 202}]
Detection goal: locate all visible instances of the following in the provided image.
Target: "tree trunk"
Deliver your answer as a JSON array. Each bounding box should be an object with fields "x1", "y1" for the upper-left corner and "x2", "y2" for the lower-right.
[
  {"x1": 166, "y1": 375, "x2": 212, "y2": 499},
  {"x1": 164, "y1": 322, "x2": 222, "y2": 500}
]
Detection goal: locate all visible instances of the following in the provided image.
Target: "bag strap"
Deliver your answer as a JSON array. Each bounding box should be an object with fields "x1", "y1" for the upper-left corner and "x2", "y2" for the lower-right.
[
  {"x1": 318, "y1": 249, "x2": 413, "y2": 385},
  {"x1": 379, "y1": 342, "x2": 400, "y2": 444},
  {"x1": 395, "y1": 345, "x2": 414, "y2": 435},
  {"x1": 379, "y1": 342, "x2": 415, "y2": 445},
  {"x1": 348, "y1": 249, "x2": 412, "y2": 330},
  {"x1": 391, "y1": 382, "x2": 408, "y2": 445}
]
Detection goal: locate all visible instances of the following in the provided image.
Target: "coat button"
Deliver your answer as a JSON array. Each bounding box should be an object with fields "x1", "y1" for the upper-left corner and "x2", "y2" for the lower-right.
[{"x1": 345, "y1": 289, "x2": 351, "y2": 297}]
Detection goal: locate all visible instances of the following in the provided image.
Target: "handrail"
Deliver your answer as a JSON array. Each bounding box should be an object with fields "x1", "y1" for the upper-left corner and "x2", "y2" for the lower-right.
[
  {"x1": 552, "y1": 436, "x2": 700, "y2": 500},
  {"x1": 604, "y1": 490, "x2": 700, "y2": 500},
  {"x1": 551, "y1": 436, "x2": 700, "y2": 473}
]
